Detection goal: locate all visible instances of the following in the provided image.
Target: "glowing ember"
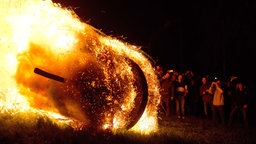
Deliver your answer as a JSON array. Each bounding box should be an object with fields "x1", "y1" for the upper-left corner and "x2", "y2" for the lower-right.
[{"x1": 0, "y1": 0, "x2": 161, "y2": 134}]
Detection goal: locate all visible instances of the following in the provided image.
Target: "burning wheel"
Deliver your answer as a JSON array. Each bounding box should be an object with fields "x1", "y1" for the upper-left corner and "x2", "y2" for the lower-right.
[{"x1": 34, "y1": 57, "x2": 148, "y2": 131}]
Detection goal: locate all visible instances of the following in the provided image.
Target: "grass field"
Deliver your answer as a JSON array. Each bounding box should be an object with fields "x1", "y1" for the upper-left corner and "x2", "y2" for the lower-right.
[{"x1": 0, "y1": 110, "x2": 255, "y2": 144}]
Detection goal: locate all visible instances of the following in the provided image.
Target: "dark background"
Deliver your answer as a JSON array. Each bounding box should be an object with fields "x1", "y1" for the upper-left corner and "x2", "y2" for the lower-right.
[{"x1": 53, "y1": 0, "x2": 256, "y2": 84}]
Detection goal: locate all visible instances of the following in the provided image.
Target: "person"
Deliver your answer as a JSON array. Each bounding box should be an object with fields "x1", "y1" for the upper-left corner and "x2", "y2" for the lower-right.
[
  {"x1": 228, "y1": 82, "x2": 248, "y2": 128},
  {"x1": 199, "y1": 76, "x2": 212, "y2": 118},
  {"x1": 184, "y1": 70, "x2": 197, "y2": 116},
  {"x1": 174, "y1": 73, "x2": 188, "y2": 119},
  {"x1": 155, "y1": 65, "x2": 164, "y2": 80},
  {"x1": 209, "y1": 79, "x2": 225, "y2": 126},
  {"x1": 169, "y1": 73, "x2": 176, "y2": 115},
  {"x1": 159, "y1": 70, "x2": 173, "y2": 117}
]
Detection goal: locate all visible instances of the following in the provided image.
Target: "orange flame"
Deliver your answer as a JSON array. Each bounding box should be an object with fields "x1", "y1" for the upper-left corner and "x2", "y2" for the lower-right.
[{"x1": 0, "y1": 0, "x2": 161, "y2": 134}]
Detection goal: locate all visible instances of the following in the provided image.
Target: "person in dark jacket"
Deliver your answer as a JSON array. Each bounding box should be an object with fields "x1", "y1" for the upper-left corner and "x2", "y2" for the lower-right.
[
  {"x1": 159, "y1": 70, "x2": 174, "y2": 117},
  {"x1": 228, "y1": 82, "x2": 248, "y2": 128},
  {"x1": 200, "y1": 76, "x2": 213, "y2": 118}
]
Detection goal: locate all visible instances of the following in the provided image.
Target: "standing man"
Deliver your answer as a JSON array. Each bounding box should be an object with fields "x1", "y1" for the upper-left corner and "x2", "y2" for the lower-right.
[
  {"x1": 200, "y1": 76, "x2": 213, "y2": 118},
  {"x1": 209, "y1": 79, "x2": 225, "y2": 126},
  {"x1": 159, "y1": 70, "x2": 173, "y2": 117},
  {"x1": 228, "y1": 82, "x2": 248, "y2": 128}
]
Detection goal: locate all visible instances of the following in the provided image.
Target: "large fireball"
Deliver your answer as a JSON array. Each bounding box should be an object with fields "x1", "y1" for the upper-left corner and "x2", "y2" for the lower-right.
[{"x1": 0, "y1": 0, "x2": 161, "y2": 134}]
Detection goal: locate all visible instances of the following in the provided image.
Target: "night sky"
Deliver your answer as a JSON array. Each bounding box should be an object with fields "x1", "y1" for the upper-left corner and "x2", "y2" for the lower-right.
[{"x1": 53, "y1": 0, "x2": 256, "y2": 84}]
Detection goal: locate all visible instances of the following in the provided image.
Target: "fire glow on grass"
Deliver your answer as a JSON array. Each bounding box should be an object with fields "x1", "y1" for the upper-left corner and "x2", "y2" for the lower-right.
[{"x1": 0, "y1": 0, "x2": 161, "y2": 134}]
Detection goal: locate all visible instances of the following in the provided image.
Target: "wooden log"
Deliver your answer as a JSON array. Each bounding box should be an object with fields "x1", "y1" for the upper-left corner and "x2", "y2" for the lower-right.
[{"x1": 34, "y1": 68, "x2": 65, "y2": 83}]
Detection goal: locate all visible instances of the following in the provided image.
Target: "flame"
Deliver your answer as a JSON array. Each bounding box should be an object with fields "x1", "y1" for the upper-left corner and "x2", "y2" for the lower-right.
[{"x1": 0, "y1": 0, "x2": 161, "y2": 134}]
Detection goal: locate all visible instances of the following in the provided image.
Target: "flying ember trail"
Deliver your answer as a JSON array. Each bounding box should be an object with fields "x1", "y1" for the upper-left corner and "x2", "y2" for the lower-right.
[{"x1": 0, "y1": 0, "x2": 161, "y2": 134}]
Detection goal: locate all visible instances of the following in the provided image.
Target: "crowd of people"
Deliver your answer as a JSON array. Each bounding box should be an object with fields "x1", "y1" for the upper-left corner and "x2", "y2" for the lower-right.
[{"x1": 155, "y1": 64, "x2": 255, "y2": 128}]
